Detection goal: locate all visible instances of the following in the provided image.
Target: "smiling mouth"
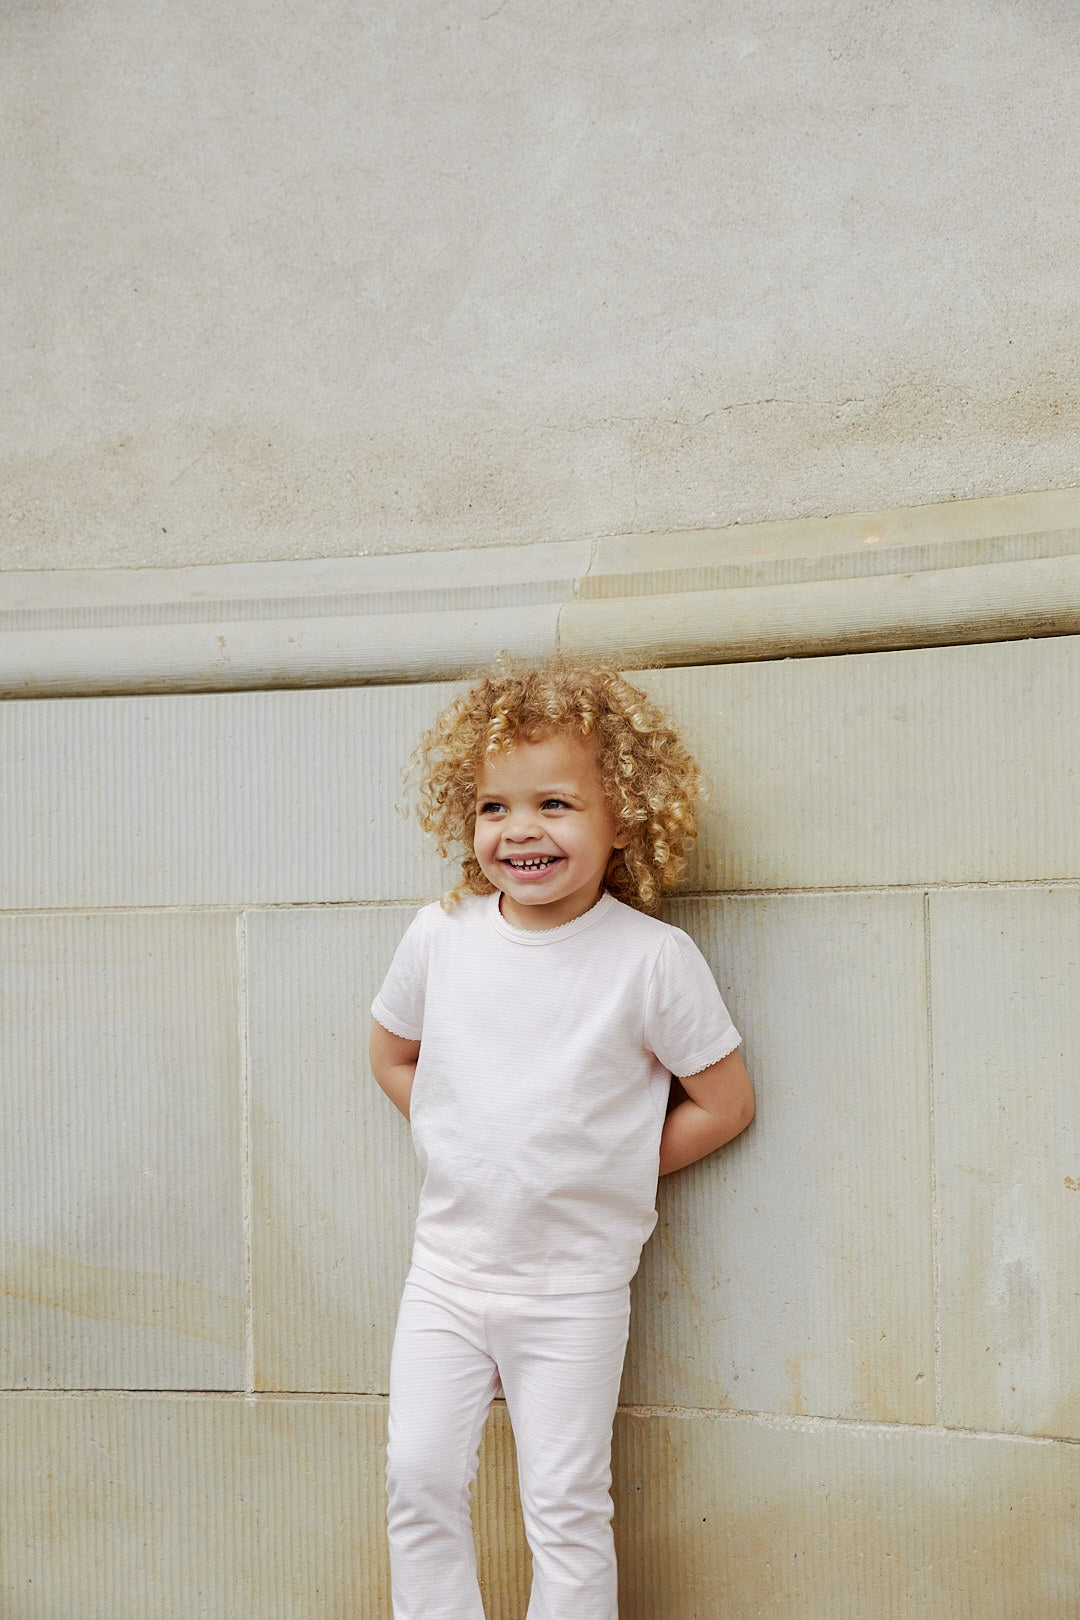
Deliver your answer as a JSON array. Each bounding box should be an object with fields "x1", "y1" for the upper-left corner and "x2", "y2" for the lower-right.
[{"x1": 503, "y1": 856, "x2": 562, "y2": 871}]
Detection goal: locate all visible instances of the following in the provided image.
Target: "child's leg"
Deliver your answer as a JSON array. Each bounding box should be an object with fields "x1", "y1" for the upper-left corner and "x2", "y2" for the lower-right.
[
  {"x1": 492, "y1": 1285, "x2": 631, "y2": 1620},
  {"x1": 386, "y1": 1267, "x2": 501, "y2": 1620}
]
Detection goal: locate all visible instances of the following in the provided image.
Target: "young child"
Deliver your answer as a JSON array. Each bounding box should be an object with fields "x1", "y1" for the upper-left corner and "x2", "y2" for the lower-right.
[{"x1": 369, "y1": 656, "x2": 755, "y2": 1620}]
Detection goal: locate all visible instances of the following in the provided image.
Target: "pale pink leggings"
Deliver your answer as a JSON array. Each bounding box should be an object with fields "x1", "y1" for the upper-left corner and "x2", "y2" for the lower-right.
[{"x1": 386, "y1": 1264, "x2": 631, "y2": 1620}]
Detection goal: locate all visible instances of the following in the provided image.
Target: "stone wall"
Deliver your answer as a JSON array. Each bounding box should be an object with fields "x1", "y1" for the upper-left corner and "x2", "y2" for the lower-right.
[
  {"x1": 5, "y1": 0, "x2": 1080, "y2": 1609},
  {"x1": 3, "y1": 635, "x2": 1078, "y2": 1615}
]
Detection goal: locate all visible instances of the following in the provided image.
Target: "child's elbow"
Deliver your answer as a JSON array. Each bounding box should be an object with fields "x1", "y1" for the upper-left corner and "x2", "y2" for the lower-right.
[{"x1": 736, "y1": 1076, "x2": 756, "y2": 1133}]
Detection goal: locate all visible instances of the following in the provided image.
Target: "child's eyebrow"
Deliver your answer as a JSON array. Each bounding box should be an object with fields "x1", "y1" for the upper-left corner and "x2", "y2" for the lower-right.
[{"x1": 475, "y1": 784, "x2": 585, "y2": 800}]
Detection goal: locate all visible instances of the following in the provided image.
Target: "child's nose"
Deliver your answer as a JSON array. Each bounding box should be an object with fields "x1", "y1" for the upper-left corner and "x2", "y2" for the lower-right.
[{"x1": 505, "y1": 808, "x2": 541, "y2": 839}]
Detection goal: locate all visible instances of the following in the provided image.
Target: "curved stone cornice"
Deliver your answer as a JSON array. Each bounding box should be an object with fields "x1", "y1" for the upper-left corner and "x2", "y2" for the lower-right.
[{"x1": 2, "y1": 489, "x2": 1079, "y2": 696}]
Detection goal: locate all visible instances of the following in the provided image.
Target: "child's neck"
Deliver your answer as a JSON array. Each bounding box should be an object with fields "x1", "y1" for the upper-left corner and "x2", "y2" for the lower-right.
[{"x1": 498, "y1": 887, "x2": 606, "y2": 932}]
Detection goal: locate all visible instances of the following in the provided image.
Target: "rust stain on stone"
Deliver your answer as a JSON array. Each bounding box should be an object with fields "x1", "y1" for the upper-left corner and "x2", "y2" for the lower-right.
[
  {"x1": 785, "y1": 1352, "x2": 808, "y2": 1416},
  {"x1": 853, "y1": 1345, "x2": 906, "y2": 1427},
  {"x1": 1, "y1": 1239, "x2": 244, "y2": 1349},
  {"x1": 609, "y1": 1409, "x2": 1080, "y2": 1617},
  {"x1": 248, "y1": 1103, "x2": 376, "y2": 1392}
]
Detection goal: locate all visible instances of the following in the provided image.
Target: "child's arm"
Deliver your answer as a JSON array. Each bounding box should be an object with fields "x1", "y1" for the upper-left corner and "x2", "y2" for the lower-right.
[
  {"x1": 369, "y1": 1020, "x2": 421, "y2": 1120},
  {"x1": 658, "y1": 1047, "x2": 755, "y2": 1176}
]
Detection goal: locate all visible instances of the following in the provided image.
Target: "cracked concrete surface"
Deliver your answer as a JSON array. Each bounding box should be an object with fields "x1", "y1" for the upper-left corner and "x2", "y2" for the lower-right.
[{"x1": 3, "y1": 0, "x2": 1080, "y2": 568}]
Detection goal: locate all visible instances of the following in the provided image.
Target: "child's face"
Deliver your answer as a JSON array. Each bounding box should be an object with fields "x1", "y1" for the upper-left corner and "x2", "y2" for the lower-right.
[{"x1": 473, "y1": 731, "x2": 628, "y2": 931}]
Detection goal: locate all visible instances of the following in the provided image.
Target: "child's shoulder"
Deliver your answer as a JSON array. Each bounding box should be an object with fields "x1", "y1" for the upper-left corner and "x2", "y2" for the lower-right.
[
  {"x1": 411, "y1": 892, "x2": 490, "y2": 932},
  {"x1": 604, "y1": 896, "x2": 687, "y2": 951},
  {"x1": 391, "y1": 895, "x2": 487, "y2": 965}
]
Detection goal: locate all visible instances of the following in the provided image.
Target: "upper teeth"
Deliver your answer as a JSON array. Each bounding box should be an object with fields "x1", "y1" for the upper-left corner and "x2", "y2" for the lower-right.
[{"x1": 508, "y1": 857, "x2": 554, "y2": 868}]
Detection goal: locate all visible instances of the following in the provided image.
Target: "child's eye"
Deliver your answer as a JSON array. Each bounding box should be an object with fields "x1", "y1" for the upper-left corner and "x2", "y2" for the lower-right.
[
  {"x1": 542, "y1": 798, "x2": 570, "y2": 810},
  {"x1": 477, "y1": 800, "x2": 505, "y2": 815}
]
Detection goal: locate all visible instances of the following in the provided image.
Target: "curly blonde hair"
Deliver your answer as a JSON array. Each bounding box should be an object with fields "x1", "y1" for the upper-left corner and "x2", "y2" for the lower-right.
[{"x1": 405, "y1": 654, "x2": 703, "y2": 913}]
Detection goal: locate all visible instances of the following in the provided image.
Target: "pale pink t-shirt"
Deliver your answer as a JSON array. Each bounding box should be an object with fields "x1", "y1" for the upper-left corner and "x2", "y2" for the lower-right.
[{"x1": 371, "y1": 890, "x2": 741, "y2": 1294}]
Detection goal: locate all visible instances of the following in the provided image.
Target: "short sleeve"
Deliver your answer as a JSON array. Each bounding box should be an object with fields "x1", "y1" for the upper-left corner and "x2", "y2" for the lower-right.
[
  {"x1": 643, "y1": 927, "x2": 741, "y2": 1078},
  {"x1": 370, "y1": 908, "x2": 430, "y2": 1041}
]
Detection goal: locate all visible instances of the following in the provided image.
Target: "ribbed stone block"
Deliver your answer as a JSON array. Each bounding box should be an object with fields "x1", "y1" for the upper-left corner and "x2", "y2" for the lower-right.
[
  {"x1": 636, "y1": 635, "x2": 1080, "y2": 891},
  {"x1": 0, "y1": 1393, "x2": 522, "y2": 1620},
  {"x1": 0, "y1": 1394, "x2": 385, "y2": 1617},
  {"x1": 247, "y1": 904, "x2": 421, "y2": 1392},
  {"x1": 4, "y1": 1397, "x2": 1076, "y2": 1618},
  {"x1": 612, "y1": 1410, "x2": 1080, "y2": 1619},
  {"x1": 624, "y1": 893, "x2": 934, "y2": 1425},
  {"x1": 1, "y1": 912, "x2": 244, "y2": 1389},
  {"x1": 931, "y1": 886, "x2": 1080, "y2": 1440},
  {"x1": 3, "y1": 636, "x2": 1077, "y2": 912},
  {"x1": 0, "y1": 684, "x2": 454, "y2": 910}
]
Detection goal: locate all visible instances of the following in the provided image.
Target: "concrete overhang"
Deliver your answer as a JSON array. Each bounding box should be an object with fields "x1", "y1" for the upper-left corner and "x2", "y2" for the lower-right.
[{"x1": 2, "y1": 488, "x2": 1080, "y2": 697}]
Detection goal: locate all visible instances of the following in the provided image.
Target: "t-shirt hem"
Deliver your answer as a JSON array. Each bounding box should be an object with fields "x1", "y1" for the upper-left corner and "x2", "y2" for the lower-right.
[
  {"x1": 411, "y1": 1241, "x2": 635, "y2": 1296},
  {"x1": 672, "y1": 1026, "x2": 742, "y2": 1078}
]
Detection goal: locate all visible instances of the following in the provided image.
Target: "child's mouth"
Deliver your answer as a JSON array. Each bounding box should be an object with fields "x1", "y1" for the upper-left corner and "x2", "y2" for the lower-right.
[{"x1": 503, "y1": 856, "x2": 562, "y2": 876}]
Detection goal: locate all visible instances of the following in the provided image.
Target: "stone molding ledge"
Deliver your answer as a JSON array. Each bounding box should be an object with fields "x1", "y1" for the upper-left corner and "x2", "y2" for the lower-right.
[{"x1": 2, "y1": 488, "x2": 1079, "y2": 697}]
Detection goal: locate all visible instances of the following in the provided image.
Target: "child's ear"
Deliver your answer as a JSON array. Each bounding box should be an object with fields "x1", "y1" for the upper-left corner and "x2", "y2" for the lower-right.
[{"x1": 611, "y1": 829, "x2": 629, "y2": 851}]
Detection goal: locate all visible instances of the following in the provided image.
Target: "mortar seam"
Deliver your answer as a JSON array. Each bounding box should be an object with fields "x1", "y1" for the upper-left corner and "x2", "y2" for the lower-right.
[
  {"x1": 924, "y1": 889, "x2": 943, "y2": 1426},
  {"x1": 238, "y1": 909, "x2": 255, "y2": 1399},
  {"x1": 3, "y1": 1387, "x2": 1076, "y2": 1447},
  {"x1": 3, "y1": 876, "x2": 1080, "y2": 920}
]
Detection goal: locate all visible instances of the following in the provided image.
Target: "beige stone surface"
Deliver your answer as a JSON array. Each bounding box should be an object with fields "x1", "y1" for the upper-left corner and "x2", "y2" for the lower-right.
[
  {"x1": 0, "y1": 603, "x2": 563, "y2": 698},
  {"x1": 0, "y1": 1394, "x2": 387, "y2": 1617},
  {"x1": 561, "y1": 551, "x2": 1080, "y2": 668},
  {"x1": 6, "y1": 493, "x2": 1080, "y2": 699},
  {"x1": 247, "y1": 904, "x2": 420, "y2": 1392},
  {"x1": 0, "y1": 683, "x2": 455, "y2": 911},
  {"x1": 585, "y1": 488, "x2": 1080, "y2": 591},
  {"x1": 8, "y1": 508, "x2": 1080, "y2": 699},
  {"x1": 4, "y1": 2, "x2": 1080, "y2": 566},
  {"x1": 636, "y1": 635, "x2": 1080, "y2": 891},
  {"x1": 931, "y1": 886, "x2": 1080, "y2": 1441},
  {"x1": 0, "y1": 912, "x2": 244, "y2": 1389},
  {"x1": 1, "y1": 628, "x2": 1076, "y2": 1615},
  {"x1": 624, "y1": 893, "x2": 933, "y2": 1424},
  {"x1": 0, "y1": 1393, "x2": 520, "y2": 1619},
  {"x1": 0, "y1": 536, "x2": 595, "y2": 611},
  {"x1": 5, "y1": 635, "x2": 1079, "y2": 914},
  {"x1": 4, "y1": 1396, "x2": 1077, "y2": 1618},
  {"x1": 612, "y1": 1410, "x2": 1080, "y2": 1619}
]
